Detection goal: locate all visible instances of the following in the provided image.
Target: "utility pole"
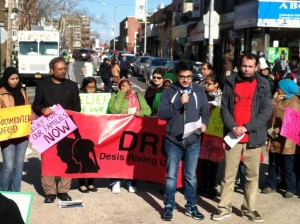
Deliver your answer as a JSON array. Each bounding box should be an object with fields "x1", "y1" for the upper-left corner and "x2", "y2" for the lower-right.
[
  {"x1": 6, "y1": 0, "x2": 13, "y2": 67},
  {"x1": 208, "y1": 0, "x2": 214, "y2": 65},
  {"x1": 143, "y1": 0, "x2": 147, "y2": 55},
  {"x1": 113, "y1": 5, "x2": 118, "y2": 50}
]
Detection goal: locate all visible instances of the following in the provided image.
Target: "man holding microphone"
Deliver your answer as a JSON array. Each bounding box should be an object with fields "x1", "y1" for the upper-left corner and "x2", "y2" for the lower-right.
[{"x1": 158, "y1": 61, "x2": 209, "y2": 221}]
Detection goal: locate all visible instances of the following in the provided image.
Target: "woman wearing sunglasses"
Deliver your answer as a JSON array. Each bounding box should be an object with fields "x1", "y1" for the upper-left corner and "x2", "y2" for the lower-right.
[{"x1": 144, "y1": 68, "x2": 165, "y2": 115}]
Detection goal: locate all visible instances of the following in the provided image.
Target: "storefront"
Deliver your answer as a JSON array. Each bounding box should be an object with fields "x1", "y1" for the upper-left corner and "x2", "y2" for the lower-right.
[
  {"x1": 233, "y1": 0, "x2": 300, "y2": 65},
  {"x1": 257, "y1": 0, "x2": 300, "y2": 62},
  {"x1": 189, "y1": 21, "x2": 205, "y2": 61}
]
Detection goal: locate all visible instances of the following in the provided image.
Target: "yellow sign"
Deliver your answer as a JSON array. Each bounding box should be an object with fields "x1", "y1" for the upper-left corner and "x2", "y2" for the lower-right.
[
  {"x1": 0, "y1": 105, "x2": 31, "y2": 142},
  {"x1": 205, "y1": 107, "x2": 224, "y2": 138}
]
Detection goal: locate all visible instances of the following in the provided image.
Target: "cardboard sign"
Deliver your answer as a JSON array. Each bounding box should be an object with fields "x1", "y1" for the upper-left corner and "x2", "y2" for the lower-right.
[
  {"x1": 79, "y1": 93, "x2": 111, "y2": 115},
  {"x1": 29, "y1": 104, "x2": 77, "y2": 153},
  {"x1": 280, "y1": 107, "x2": 300, "y2": 146},
  {"x1": 0, "y1": 105, "x2": 31, "y2": 142},
  {"x1": 205, "y1": 107, "x2": 224, "y2": 138},
  {"x1": 200, "y1": 134, "x2": 225, "y2": 163}
]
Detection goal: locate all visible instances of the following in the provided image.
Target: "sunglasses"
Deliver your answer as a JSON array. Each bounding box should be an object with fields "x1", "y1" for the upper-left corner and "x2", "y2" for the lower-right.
[{"x1": 153, "y1": 76, "x2": 162, "y2": 80}]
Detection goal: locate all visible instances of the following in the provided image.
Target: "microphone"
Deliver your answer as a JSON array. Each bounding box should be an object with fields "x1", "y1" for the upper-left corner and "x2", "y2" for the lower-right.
[{"x1": 182, "y1": 88, "x2": 191, "y2": 110}]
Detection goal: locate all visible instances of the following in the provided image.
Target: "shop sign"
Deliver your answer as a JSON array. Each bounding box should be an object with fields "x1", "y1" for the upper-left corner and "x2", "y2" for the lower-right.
[
  {"x1": 229, "y1": 30, "x2": 243, "y2": 38},
  {"x1": 189, "y1": 21, "x2": 204, "y2": 42},
  {"x1": 257, "y1": 0, "x2": 300, "y2": 28},
  {"x1": 222, "y1": 12, "x2": 234, "y2": 23},
  {"x1": 234, "y1": 1, "x2": 258, "y2": 29},
  {"x1": 192, "y1": 0, "x2": 201, "y2": 18}
]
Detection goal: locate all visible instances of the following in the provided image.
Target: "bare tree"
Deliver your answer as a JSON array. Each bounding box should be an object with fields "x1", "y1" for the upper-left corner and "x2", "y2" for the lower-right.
[{"x1": 18, "y1": 0, "x2": 82, "y2": 30}]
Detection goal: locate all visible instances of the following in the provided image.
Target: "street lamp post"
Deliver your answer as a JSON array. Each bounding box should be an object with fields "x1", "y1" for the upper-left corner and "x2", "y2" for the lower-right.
[
  {"x1": 6, "y1": 0, "x2": 13, "y2": 67},
  {"x1": 113, "y1": 5, "x2": 118, "y2": 50},
  {"x1": 208, "y1": 0, "x2": 214, "y2": 65},
  {"x1": 143, "y1": 0, "x2": 147, "y2": 55},
  {"x1": 101, "y1": 3, "x2": 118, "y2": 50}
]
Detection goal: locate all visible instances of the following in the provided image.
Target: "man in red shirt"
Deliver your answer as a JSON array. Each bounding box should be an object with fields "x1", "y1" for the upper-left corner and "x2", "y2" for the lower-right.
[{"x1": 212, "y1": 53, "x2": 272, "y2": 223}]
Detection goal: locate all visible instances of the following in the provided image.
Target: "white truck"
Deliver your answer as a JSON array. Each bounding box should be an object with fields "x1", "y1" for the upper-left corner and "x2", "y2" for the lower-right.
[{"x1": 17, "y1": 30, "x2": 60, "y2": 81}]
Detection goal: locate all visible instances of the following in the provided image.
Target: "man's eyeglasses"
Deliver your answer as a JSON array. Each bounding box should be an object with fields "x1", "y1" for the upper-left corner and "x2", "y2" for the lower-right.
[
  {"x1": 153, "y1": 76, "x2": 162, "y2": 80},
  {"x1": 178, "y1": 75, "x2": 193, "y2": 80}
]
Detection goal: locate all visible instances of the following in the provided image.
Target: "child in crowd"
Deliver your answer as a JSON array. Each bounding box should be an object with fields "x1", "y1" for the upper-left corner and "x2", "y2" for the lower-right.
[
  {"x1": 77, "y1": 77, "x2": 99, "y2": 193},
  {"x1": 198, "y1": 74, "x2": 223, "y2": 198}
]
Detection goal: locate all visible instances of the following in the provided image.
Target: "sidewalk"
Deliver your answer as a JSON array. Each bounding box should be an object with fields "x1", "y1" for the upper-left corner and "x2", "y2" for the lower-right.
[{"x1": 2, "y1": 146, "x2": 300, "y2": 224}]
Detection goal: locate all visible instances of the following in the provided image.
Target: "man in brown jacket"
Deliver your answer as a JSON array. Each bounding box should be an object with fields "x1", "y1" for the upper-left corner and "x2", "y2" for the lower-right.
[{"x1": 224, "y1": 49, "x2": 234, "y2": 77}]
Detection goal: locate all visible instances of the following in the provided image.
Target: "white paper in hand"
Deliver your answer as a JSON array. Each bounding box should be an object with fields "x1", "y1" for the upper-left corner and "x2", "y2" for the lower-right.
[
  {"x1": 183, "y1": 117, "x2": 202, "y2": 139},
  {"x1": 224, "y1": 132, "x2": 245, "y2": 148},
  {"x1": 127, "y1": 107, "x2": 137, "y2": 114}
]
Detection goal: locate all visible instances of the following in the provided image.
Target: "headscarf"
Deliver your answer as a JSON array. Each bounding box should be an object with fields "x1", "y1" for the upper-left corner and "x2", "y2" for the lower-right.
[
  {"x1": 117, "y1": 78, "x2": 140, "y2": 112},
  {"x1": 278, "y1": 79, "x2": 299, "y2": 99},
  {"x1": 0, "y1": 67, "x2": 24, "y2": 106}
]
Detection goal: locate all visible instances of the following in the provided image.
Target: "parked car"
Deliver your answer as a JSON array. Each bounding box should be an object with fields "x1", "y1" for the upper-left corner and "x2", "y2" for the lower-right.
[
  {"x1": 121, "y1": 54, "x2": 136, "y2": 73},
  {"x1": 73, "y1": 49, "x2": 94, "y2": 61},
  {"x1": 117, "y1": 51, "x2": 131, "y2": 62},
  {"x1": 164, "y1": 60, "x2": 202, "y2": 82},
  {"x1": 131, "y1": 56, "x2": 151, "y2": 76},
  {"x1": 143, "y1": 57, "x2": 171, "y2": 82}
]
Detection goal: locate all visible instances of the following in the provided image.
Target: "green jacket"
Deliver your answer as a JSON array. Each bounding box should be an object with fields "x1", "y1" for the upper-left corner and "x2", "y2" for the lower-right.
[
  {"x1": 152, "y1": 92, "x2": 162, "y2": 115},
  {"x1": 107, "y1": 90, "x2": 151, "y2": 117}
]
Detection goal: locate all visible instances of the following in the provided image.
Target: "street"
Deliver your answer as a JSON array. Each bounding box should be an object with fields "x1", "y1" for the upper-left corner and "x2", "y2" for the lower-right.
[
  {"x1": 1, "y1": 60, "x2": 300, "y2": 224},
  {"x1": 2, "y1": 146, "x2": 300, "y2": 224},
  {"x1": 25, "y1": 61, "x2": 148, "y2": 102}
]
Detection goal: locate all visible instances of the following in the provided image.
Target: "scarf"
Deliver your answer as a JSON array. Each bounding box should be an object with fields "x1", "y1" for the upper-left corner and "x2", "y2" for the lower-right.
[
  {"x1": 207, "y1": 88, "x2": 222, "y2": 107},
  {"x1": 126, "y1": 89, "x2": 140, "y2": 113},
  {"x1": 236, "y1": 71, "x2": 257, "y2": 82}
]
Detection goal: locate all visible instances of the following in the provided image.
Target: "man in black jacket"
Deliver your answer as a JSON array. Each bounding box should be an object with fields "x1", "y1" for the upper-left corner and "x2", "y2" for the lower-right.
[
  {"x1": 212, "y1": 53, "x2": 272, "y2": 223},
  {"x1": 32, "y1": 57, "x2": 81, "y2": 203}
]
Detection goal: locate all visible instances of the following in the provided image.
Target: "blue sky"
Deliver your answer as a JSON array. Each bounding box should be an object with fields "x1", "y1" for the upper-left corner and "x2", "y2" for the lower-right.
[{"x1": 79, "y1": 0, "x2": 172, "y2": 43}]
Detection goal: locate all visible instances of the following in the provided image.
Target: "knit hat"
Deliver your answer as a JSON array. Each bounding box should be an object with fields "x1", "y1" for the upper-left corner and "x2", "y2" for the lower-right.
[
  {"x1": 259, "y1": 58, "x2": 269, "y2": 70},
  {"x1": 278, "y1": 79, "x2": 299, "y2": 99},
  {"x1": 259, "y1": 62, "x2": 269, "y2": 70},
  {"x1": 164, "y1": 73, "x2": 177, "y2": 83},
  {"x1": 163, "y1": 78, "x2": 172, "y2": 84}
]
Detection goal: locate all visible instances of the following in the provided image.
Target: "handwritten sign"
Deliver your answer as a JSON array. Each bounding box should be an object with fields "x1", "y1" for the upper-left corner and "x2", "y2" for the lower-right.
[
  {"x1": 0, "y1": 105, "x2": 31, "y2": 142},
  {"x1": 29, "y1": 104, "x2": 77, "y2": 153},
  {"x1": 205, "y1": 107, "x2": 224, "y2": 138},
  {"x1": 200, "y1": 134, "x2": 225, "y2": 163},
  {"x1": 80, "y1": 93, "x2": 111, "y2": 115},
  {"x1": 280, "y1": 107, "x2": 300, "y2": 146}
]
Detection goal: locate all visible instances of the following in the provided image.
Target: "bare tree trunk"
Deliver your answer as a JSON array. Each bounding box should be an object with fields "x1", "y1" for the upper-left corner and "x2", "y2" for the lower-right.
[{"x1": 6, "y1": 0, "x2": 13, "y2": 67}]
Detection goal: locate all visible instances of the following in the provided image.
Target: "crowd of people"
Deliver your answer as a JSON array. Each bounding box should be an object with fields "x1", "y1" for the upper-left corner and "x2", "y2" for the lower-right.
[{"x1": 0, "y1": 51, "x2": 299, "y2": 223}]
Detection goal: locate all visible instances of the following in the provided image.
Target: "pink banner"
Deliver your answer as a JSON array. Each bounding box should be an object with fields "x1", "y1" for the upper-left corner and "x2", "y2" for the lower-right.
[
  {"x1": 29, "y1": 104, "x2": 77, "y2": 153},
  {"x1": 280, "y1": 107, "x2": 300, "y2": 146},
  {"x1": 42, "y1": 111, "x2": 185, "y2": 186}
]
